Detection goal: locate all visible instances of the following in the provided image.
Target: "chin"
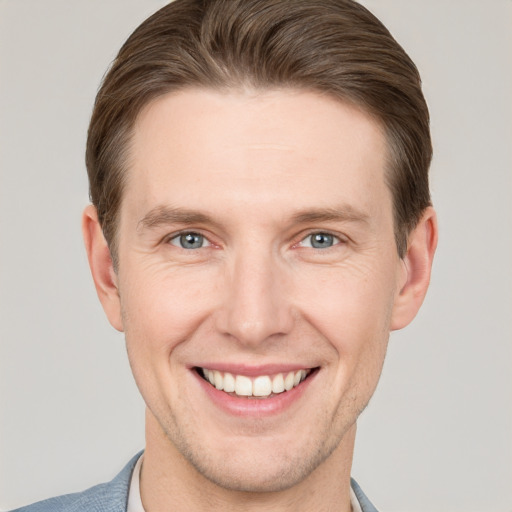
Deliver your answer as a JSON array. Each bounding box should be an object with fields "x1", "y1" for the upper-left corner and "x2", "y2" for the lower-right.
[
  {"x1": 168, "y1": 422, "x2": 345, "y2": 494},
  {"x1": 187, "y1": 450, "x2": 327, "y2": 493}
]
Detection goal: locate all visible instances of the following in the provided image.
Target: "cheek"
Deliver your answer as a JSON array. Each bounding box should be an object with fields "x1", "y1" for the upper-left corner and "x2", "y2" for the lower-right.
[
  {"x1": 120, "y1": 265, "x2": 219, "y2": 365},
  {"x1": 119, "y1": 268, "x2": 220, "y2": 417},
  {"x1": 297, "y1": 266, "x2": 396, "y2": 342},
  {"x1": 294, "y1": 264, "x2": 396, "y2": 391}
]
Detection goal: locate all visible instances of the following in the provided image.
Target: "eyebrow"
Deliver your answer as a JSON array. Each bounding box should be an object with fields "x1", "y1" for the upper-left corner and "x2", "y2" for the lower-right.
[
  {"x1": 137, "y1": 206, "x2": 217, "y2": 232},
  {"x1": 137, "y1": 204, "x2": 370, "y2": 233},
  {"x1": 290, "y1": 206, "x2": 370, "y2": 225}
]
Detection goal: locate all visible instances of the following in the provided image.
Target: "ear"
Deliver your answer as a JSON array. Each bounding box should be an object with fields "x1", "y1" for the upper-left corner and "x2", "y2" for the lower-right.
[
  {"x1": 391, "y1": 206, "x2": 438, "y2": 331},
  {"x1": 82, "y1": 205, "x2": 124, "y2": 332}
]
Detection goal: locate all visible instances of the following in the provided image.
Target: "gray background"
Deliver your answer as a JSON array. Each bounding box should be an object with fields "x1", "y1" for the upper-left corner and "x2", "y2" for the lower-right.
[{"x1": 1, "y1": 1, "x2": 511, "y2": 510}]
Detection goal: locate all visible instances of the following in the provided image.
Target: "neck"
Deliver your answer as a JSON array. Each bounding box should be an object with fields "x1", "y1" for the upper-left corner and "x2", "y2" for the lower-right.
[{"x1": 140, "y1": 409, "x2": 356, "y2": 512}]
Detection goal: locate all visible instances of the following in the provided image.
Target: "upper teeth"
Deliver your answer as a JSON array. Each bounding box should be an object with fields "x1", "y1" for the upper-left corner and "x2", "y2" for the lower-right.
[{"x1": 201, "y1": 368, "x2": 309, "y2": 397}]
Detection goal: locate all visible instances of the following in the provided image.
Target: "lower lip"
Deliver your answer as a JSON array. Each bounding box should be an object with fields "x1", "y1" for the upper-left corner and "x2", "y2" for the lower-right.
[{"x1": 193, "y1": 369, "x2": 317, "y2": 417}]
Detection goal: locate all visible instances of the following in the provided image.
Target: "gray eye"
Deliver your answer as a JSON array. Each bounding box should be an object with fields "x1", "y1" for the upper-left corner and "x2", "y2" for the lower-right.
[
  {"x1": 301, "y1": 232, "x2": 339, "y2": 249},
  {"x1": 170, "y1": 232, "x2": 208, "y2": 249},
  {"x1": 310, "y1": 233, "x2": 334, "y2": 248}
]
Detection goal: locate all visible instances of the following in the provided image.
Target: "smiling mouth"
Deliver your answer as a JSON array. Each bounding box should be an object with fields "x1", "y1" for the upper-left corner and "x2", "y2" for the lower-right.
[{"x1": 196, "y1": 367, "x2": 317, "y2": 398}]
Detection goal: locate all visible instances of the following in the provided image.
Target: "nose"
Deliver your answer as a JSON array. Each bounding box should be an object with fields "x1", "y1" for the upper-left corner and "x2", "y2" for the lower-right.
[{"x1": 215, "y1": 249, "x2": 294, "y2": 348}]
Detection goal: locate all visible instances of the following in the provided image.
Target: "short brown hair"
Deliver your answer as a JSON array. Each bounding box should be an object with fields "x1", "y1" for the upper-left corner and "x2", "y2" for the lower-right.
[{"x1": 86, "y1": 0, "x2": 432, "y2": 264}]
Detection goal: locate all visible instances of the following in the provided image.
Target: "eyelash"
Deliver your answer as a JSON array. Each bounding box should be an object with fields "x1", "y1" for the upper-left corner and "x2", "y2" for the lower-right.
[
  {"x1": 166, "y1": 230, "x2": 345, "y2": 251},
  {"x1": 297, "y1": 232, "x2": 344, "y2": 249},
  {"x1": 167, "y1": 232, "x2": 211, "y2": 250}
]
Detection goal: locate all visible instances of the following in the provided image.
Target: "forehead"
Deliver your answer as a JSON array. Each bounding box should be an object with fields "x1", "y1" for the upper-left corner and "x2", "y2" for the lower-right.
[{"x1": 124, "y1": 88, "x2": 391, "y2": 226}]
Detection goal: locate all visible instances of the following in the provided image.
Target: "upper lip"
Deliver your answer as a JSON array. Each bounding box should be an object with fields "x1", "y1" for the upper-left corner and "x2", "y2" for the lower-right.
[{"x1": 192, "y1": 363, "x2": 317, "y2": 377}]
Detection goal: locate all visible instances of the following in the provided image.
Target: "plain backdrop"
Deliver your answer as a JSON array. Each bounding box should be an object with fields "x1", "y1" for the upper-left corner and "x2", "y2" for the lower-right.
[{"x1": 1, "y1": 1, "x2": 511, "y2": 511}]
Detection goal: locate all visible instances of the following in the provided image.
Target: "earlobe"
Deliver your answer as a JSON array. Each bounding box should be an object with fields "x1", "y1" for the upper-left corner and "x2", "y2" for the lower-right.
[
  {"x1": 82, "y1": 205, "x2": 124, "y2": 332},
  {"x1": 391, "y1": 206, "x2": 438, "y2": 331}
]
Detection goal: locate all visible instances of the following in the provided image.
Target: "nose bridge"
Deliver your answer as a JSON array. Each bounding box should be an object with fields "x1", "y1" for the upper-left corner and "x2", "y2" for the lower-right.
[{"x1": 218, "y1": 244, "x2": 292, "y2": 346}]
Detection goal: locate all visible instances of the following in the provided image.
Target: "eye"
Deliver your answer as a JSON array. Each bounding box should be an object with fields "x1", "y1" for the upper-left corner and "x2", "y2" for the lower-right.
[
  {"x1": 169, "y1": 232, "x2": 210, "y2": 250},
  {"x1": 300, "y1": 232, "x2": 341, "y2": 249}
]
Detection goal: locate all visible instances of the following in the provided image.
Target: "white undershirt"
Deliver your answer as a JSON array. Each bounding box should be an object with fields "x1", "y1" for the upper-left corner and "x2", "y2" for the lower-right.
[
  {"x1": 127, "y1": 454, "x2": 363, "y2": 512},
  {"x1": 127, "y1": 454, "x2": 145, "y2": 512}
]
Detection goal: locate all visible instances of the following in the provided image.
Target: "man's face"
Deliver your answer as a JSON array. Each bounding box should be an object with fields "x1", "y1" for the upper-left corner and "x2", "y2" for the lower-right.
[{"x1": 113, "y1": 88, "x2": 406, "y2": 491}]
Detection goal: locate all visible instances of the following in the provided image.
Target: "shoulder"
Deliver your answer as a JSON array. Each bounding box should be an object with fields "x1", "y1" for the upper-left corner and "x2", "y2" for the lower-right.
[{"x1": 9, "y1": 452, "x2": 142, "y2": 512}]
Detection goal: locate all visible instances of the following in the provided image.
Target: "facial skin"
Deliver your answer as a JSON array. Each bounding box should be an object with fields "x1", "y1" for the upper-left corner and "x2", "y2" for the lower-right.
[{"x1": 84, "y1": 88, "x2": 437, "y2": 511}]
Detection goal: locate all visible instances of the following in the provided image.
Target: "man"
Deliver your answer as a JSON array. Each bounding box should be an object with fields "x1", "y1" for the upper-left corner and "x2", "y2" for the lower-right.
[{"x1": 12, "y1": 0, "x2": 437, "y2": 510}]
